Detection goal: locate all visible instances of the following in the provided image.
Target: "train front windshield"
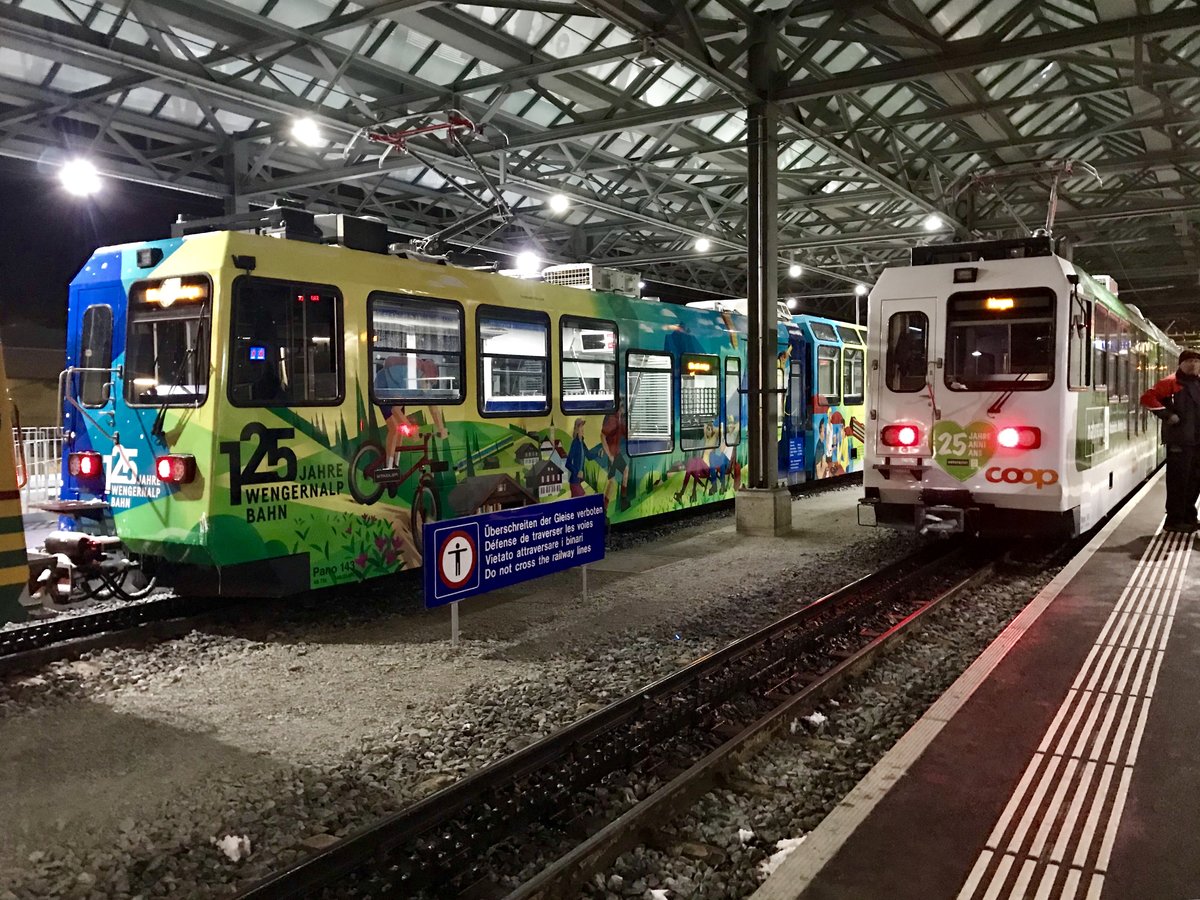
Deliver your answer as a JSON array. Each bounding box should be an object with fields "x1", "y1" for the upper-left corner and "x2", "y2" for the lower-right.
[
  {"x1": 945, "y1": 288, "x2": 1054, "y2": 392},
  {"x1": 125, "y1": 276, "x2": 211, "y2": 406}
]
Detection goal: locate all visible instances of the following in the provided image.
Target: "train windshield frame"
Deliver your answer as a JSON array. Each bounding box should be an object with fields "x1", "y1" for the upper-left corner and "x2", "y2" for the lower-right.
[
  {"x1": 124, "y1": 275, "x2": 212, "y2": 407},
  {"x1": 944, "y1": 288, "x2": 1056, "y2": 392}
]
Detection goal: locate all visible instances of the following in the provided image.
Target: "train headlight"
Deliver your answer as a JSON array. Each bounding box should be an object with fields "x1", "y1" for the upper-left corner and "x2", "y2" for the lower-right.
[
  {"x1": 155, "y1": 454, "x2": 196, "y2": 484},
  {"x1": 881, "y1": 424, "x2": 921, "y2": 448},
  {"x1": 68, "y1": 451, "x2": 103, "y2": 479},
  {"x1": 997, "y1": 426, "x2": 1041, "y2": 450}
]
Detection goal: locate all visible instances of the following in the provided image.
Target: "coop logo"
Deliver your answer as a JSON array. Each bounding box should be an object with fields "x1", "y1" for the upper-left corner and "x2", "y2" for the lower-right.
[
  {"x1": 106, "y1": 447, "x2": 140, "y2": 483},
  {"x1": 985, "y1": 466, "x2": 1059, "y2": 489}
]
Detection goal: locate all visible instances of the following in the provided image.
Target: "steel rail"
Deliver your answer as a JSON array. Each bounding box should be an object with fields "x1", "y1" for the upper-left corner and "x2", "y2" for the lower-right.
[
  {"x1": 234, "y1": 541, "x2": 966, "y2": 899},
  {"x1": 0, "y1": 593, "x2": 237, "y2": 675},
  {"x1": 507, "y1": 552, "x2": 999, "y2": 899}
]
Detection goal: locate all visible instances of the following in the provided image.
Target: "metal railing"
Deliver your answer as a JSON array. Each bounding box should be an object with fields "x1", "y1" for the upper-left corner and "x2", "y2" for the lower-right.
[{"x1": 13, "y1": 426, "x2": 63, "y2": 513}]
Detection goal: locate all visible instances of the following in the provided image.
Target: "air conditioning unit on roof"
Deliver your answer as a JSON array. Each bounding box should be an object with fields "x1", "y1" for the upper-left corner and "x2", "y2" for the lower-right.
[
  {"x1": 542, "y1": 263, "x2": 641, "y2": 297},
  {"x1": 1094, "y1": 274, "x2": 1119, "y2": 298}
]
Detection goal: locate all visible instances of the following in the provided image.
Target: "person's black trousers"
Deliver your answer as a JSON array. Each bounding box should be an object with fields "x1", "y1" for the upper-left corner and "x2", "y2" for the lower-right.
[{"x1": 1165, "y1": 443, "x2": 1200, "y2": 523}]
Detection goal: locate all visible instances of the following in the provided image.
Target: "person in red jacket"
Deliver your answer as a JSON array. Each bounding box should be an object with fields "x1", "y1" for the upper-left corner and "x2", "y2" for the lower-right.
[{"x1": 1140, "y1": 348, "x2": 1200, "y2": 532}]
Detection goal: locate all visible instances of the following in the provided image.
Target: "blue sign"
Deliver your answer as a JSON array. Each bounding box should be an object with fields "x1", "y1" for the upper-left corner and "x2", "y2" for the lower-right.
[{"x1": 423, "y1": 494, "x2": 606, "y2": 608}]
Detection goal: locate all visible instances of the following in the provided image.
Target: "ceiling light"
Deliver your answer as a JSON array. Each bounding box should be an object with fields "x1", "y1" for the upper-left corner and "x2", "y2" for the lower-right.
[
  {"x1": 548, "y1": 193, "x2": 570, "y2": 213},
  {"x1": 786, "y1": 298, "x2": 798, "y2": 310},
  {"x1": 923, "y1": 214, "x2": 945, "y2": 232},
  {"x1": 60, "y1": 159, "x2": 101, "y2": 196},
  {"x1": 637, "y1": 281, "x2": 646, "y2": 289},
  {"x1": 788, "y1": 263, "x2": 803, "y2": 278},
  {"x1": 694, "y1": 237, "x2": 711, "y2": 252},
  {"x1": 854, "y1": 284, "x2": 868, "y2": 296},
  {"x1": 291, "y1": 117, "x2": 322, "y2": 147},
  {"x1": 515, "y1": 251, "x2": 541, "y2": 276}
]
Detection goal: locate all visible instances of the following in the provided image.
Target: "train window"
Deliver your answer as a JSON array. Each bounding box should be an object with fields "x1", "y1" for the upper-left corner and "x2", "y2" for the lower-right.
[
  {"x1": 817, "y1": 344, "x2": 840, "y2": 405},
  {"x1": 126, "y1": 276, "x2": 211, "y2": 407},
  {"x1": 477, "y1": 307, "x2": 549, "y2": 416},
  {"x1": 229, "y1": 278, "x2": 342, "y2": 407},
  {"x1": 945, "y1": 289, "x2": 1054, "y2": 392},
  {"x1": 680, "y1": 354, "x2": 720, "y2": 451},
  {"x1": 843, "y1": 347, "x2": 865, "y2": 404},
  {"x1": 626, "y1": 351, "x2": 673, "y2": 455},
  {"x1": 561, "y1": 317, "x2": 617, "y2": 413},
  {"x1": 79, "y1": 305, "x2": 113, "y2": 407},
  {"x1": 1067, "y1": 293, "x2": 1091, "y2": 391},
  {"x1": 369, "y1": 294, "x2": 463, "y2": 406},
  {"x1": 835, "y1": 325, "x2": 861, "y2": 345},
  {"x1": 886, "y1": 312, "x2": 928, "y2": 393},
  {"x1": 1092, "y1": 306, "x2": 1111, "y2": 390},
  {"x1": 810, "y1": 322, "x2": 838, "y2": 342},
  {"x1": 724, "y1": 357, "x2": 742, "y2": 447}
]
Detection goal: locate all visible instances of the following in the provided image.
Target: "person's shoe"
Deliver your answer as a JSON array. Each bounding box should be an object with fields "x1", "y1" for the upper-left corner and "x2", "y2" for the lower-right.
[{"x1": 1164, "y1": 521, "x2": 1198, "y2": 533}]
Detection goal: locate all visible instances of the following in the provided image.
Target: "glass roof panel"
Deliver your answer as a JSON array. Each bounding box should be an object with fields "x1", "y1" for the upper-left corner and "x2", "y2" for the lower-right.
[
  {"x1": 0, "y1": 48, "x2": 54, "y2": 85},
  {"x1": 115, "y1": 19, "x2": 151, "y2": 45},
  {"x1": 498, "y1": 11, "x2": 556, "y2": 46},
  {"x1": 414, "y1": 43, "x2": 473, "y2": 83},
  {"x1": 368, "y1": 25, "x2": 434, "y2": 70},
  {"x1": 584, "y1": 60, "x2": 622, "y2": 82},
  {"x1": 266, "y1": 0, "x2": 347, "y2": 30},
  {"x1": 119, "y1": 86, "x2": 165, "y2": 115},
  {"x1": 48, "y1": 65, "x2": 110, "y2": 94},
  {"x1": 155, "y1": 95, "x2": 206, "y2": 127},
  {"x1": 323, "y1": 24, "x2": 375, "y2": 52}
]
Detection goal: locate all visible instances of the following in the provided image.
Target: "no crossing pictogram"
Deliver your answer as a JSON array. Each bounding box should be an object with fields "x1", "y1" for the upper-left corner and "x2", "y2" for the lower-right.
[{"x1": 437, "y1": 529, "x2": 477, "y2": 590}]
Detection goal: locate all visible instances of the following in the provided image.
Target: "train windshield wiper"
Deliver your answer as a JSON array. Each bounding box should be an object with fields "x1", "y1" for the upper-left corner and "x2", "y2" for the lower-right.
[{"x1": 987, "y1": 366, "x2": 1034, "y2": 415}]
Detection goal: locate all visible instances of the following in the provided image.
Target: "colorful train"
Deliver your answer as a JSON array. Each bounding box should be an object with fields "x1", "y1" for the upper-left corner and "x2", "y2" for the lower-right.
[{"x1": 47, "y1": 209, "x2": 863, "y2": 596}]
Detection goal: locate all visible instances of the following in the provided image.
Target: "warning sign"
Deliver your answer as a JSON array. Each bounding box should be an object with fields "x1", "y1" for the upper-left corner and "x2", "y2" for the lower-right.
[{"x1": 423, "y1": 495, "x2": 605, "y2": 609}]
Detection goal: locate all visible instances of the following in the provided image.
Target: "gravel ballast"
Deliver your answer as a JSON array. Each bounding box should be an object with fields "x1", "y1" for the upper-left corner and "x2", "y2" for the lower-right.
[{"x1": 0, "y1": 486, "x2": 925, "y2": 899}]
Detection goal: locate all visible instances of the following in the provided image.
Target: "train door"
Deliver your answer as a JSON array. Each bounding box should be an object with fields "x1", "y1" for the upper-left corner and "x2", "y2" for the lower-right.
[
  {"x1": 873, "y1": 298, "x2": 935, "y2": 458},
  {"x1": 62, "y1": 296, "x2": 116, "y2": 501},
  {"x1": 778, "y1": 329, "x2": 806, "y2": 484}
]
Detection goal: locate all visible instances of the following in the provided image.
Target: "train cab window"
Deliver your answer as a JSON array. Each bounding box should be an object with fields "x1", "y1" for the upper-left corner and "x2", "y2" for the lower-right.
[
  {"x1": 561, "y1": 317, "x2": 616, "y2": 413},
  {"x1": 229, "y1": 278, "x2": 342, "y2": 407},
  {"x1": 680, "y1": 354, "x2": 720, "y2": 451},
  {"x1": 369, "y1": 294, "x2": 463, "y2": 405},
  {"x1": 79, "y1": 304, "x2": 113, "y2": 407},
  {"x1": 724, "y1": 357, "x2": 742, "y2": 447},
  {"x1": 126, "y1": 276, "x2": 211, "y2": 407},
  {"x1": 886, "y1": 312, "x2": 928, "y2": 393},
  {"x1": 1092, "y1": 305, "x2": 1111, "y2": 390},
  {"x1": 626, "y1": 351, "x2": 674, "y2": 455},
  {"x1": 477, "y1": 307, "x2": 549, "y2": 415},
  {"x1": 810, "y1": 322, "x2": 838, "y2": 342},
  {"x1": 945, "y1": 289, "x2": 1054, "y2": 392},
  {"x1": 835, "y1": 325, "x2": 861, "y2": 346},
  {"x1": 816, "y1": 344, "x2": 840, "y2": 405}
]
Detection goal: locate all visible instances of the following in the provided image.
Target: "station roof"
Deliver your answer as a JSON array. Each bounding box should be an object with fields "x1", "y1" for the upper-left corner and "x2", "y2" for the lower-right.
[{"x1": 0, "y1": 0, "x2": 1198, "y2": 324}]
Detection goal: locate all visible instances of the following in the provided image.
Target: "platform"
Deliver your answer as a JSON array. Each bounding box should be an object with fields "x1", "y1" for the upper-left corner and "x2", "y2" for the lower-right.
[{"x1": 755, "y1": 469, "x2": 1196, "y2": 900}]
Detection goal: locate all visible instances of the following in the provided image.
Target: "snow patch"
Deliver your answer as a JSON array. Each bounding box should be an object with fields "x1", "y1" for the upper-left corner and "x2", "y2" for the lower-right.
[
  {"x1": 213, "y1": 834, "x2": 252, "y2": 862},
  {"x1": 759, "y1": 835, "x2": 807, "y2": 878}
]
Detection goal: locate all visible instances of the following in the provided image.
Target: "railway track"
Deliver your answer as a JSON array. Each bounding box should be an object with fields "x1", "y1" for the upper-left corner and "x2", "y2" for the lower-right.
[{"x1": 233, "y1": 538, "x2": 999, "y2": 900}]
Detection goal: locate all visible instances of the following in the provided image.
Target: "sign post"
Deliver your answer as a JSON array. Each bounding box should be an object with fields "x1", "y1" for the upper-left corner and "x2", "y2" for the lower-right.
[{"x1": 424, "y1": 494, "x2": 606, "y2": 641}]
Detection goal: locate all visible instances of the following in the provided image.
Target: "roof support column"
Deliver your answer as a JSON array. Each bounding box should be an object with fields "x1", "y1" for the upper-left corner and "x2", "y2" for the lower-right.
[{"x1": 737, "y1": 17, "x2": 792, "y2": 536}]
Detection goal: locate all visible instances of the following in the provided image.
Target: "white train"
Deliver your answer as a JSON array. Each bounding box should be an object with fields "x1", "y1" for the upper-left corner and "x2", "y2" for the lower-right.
[{"x1": 859, "y1": 236, "x2": 1177, "y2": 537}]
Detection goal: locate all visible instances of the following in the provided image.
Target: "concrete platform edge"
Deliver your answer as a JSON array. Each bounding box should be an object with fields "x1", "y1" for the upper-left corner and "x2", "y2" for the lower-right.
[{"x1": 749, "y1": 470, "x2": 1164, "y2": 900}]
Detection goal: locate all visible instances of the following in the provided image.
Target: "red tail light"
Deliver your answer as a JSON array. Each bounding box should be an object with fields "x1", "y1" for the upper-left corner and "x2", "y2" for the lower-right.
[
  {"x1": 997, "y1": 426, "x2": 1041, "y2": 450},
  {"x1": 155, "y1": 454, "x2": 196, "y2": 484},
  {"x1": 68, "y1": 451, "x2": 102, "y2": 479},
  {"x1": 880, "y1": 424, "x2": 921, "y2": 448}
]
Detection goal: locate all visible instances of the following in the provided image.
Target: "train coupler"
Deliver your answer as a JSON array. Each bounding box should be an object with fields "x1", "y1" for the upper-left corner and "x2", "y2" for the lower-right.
[{"x1": 917, "y1": 504, "x2": 967, "y2": 536}]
